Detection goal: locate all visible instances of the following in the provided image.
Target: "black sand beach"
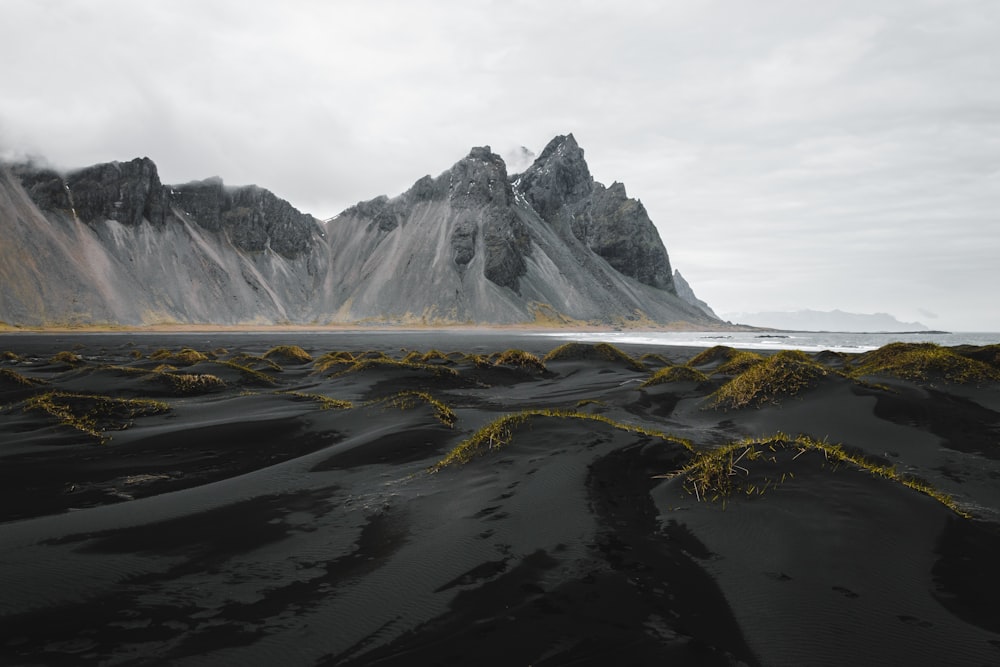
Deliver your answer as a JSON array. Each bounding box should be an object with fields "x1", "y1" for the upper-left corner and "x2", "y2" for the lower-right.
[{"x1": 1, "y1": 331, "x2": 999, "y2": 665}]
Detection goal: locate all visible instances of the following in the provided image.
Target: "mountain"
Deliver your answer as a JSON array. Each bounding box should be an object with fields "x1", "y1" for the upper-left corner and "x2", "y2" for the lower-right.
[
  {"x1": 0, "y1": 135, "x2": 718, "y2": 327},
  {"x1": 723, "y1": 309, "x2": 930, "y2": 332},
  {"x1": 672, "y1": 270, "x2": 718, "y2": 319}
]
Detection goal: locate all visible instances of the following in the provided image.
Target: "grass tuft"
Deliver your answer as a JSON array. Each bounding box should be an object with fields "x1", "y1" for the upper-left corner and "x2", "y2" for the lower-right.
[
  {"x1": 713, "y1": 350, "x2": 766, "y2": 375},
  {"x1": 491, "y1": 349, "x2": 547, "y2": 372},
  {"x1": 711, "y1": 350, "x2": 831, "y2": 409},
  {"x1": 50, "y1": 350, "x2": 83, "y2": 366},
  {"x1": 432, "y1": 409, "x2": 691, "y2": 470},
  {"x1": 851, "y1": 342, "x2": 1000, "y2": 384},
  {"x1": 337, "y1": 358, "x2": 459, "y2": 378},
  {"x1": 0, "y1": 367, "x2": 46, "y2": 388},
  {"x1": 22, "y1": 391, "x2": 170, "y2": 444},
  {"x1": 278, "y1": 391, "x2": 353, "y2": 410},
  {"x1": 159, "y1": 373, "x2": 227, "y2": 395},
  {"x1": 149, "y1": 348, "x2": 209, "y2": 366},
  {"x1": 314, "y1": 351, "x2": 356, "y2": 373},
  {"x1": 543, "y1": 342, "x2": 645, "y2": 371},
  {"x1": 263, "y1": 345, "x2": 313, "y2": 364},
  {"x1": 686, "y1": 345, "x2": 737, "y2": 367},
  {"x1": 228, "y1": 353, "x2": 283, "y2": 371},
  {"x1": 671, "y1": 433, "x2": 970, "y2": 517},
  {"x1": 208, "y1": 360, "x2": 279, "y2": 386},
  {"x1": 642, "y1": 365, "x2": 709, "y2": 387},
  {"x1": 403, "y1": 350, "x2": 453, "y2": 365},
  {"x1": 379, "y1": 390, "x2": 458, "y2": 427}
]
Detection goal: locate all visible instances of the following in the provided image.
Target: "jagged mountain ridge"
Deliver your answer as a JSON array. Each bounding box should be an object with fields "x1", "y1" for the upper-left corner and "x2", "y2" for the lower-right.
[{"x1": 0, "y1": 135, "x2": 718, "y2": 327}]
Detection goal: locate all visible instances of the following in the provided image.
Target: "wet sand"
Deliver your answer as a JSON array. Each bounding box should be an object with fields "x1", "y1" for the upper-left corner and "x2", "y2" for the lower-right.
[{"x1": 1, "y1": 332, "x2": 999, "y2": 665}]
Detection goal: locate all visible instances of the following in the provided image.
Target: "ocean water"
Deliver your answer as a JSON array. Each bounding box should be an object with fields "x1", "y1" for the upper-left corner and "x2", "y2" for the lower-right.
[{"x1": 533, "y1": 330, "x2": 1000, "y2": 353}]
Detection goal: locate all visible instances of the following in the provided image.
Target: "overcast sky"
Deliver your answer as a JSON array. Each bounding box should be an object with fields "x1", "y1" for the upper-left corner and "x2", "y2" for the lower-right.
[{"x1": 2, "y1": 0, "x2": 998, "y2": 330}]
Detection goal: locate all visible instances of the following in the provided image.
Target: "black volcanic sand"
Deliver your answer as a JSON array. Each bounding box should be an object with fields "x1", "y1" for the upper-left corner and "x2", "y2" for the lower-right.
[{"x1": 1, "y1": 331, "x2": 1000, "y2": 666}]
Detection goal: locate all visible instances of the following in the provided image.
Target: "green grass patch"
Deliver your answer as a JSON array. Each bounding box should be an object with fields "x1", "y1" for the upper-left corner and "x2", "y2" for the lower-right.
[
  {"x1": 432, "y1": 409, "x2": 691, "y2": 470},
  {"x1": 671, "y1": 433, "x2": 969, "y2": 517},
  {"x1": 22, "y1": 391, "x2": 170, "y2": 444},
  {"x1": 263, "y1": 345, "x2": 313, "y2": 364},
  {"x1": 543, "y1": 342, "x2": 645, "y2": 371},
  {"x1": 642, "y1": 365, "x2": 709, "y2": 387},
  {"x1": 851, "y1": 342, "x2": 1000, "y2": 384},
  {"x1": 711, "y1": 350, "x2": 831, "y2": 409}
]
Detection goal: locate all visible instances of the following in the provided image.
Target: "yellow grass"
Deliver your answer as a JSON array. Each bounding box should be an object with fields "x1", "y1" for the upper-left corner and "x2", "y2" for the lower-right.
[
  {"x1": 432, "y1": 409, "x2": 691, "y2": 470},
  {"x1": 671, "y1": 433, "x2": 969, "y2": 517}
]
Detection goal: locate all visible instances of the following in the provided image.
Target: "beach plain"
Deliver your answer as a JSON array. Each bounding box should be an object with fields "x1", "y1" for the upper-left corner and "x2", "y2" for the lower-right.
[{"x1": 1, "y1": 330, "x2": 999, "y2": 665}]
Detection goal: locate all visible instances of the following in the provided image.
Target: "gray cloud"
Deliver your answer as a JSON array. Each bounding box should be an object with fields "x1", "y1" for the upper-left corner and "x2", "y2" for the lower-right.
[{"x1": 1, "y1": 0, "x2": 997, "y2": 329}]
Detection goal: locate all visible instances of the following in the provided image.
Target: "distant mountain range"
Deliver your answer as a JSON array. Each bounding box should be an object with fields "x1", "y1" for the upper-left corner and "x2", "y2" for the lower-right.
[
  {"x1": 723, "y1": 309, "x2": 930, "y2": 332},
  {"x1": 0, "y1": 134, "x2": 718, "y2": 327}
]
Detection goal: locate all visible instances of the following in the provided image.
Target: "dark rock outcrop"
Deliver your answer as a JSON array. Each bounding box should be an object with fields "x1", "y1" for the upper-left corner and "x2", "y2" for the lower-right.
[
  {"x1": 517, "y1": 134, "x2": 675, "y2": 293},
  {"x1": 447, "y1": 147, "x2": 530, "y2": 292},
  {"x1": 17, "y1": 159, "x2": 320, "y2": 260},
  {"x1": 10, "y1": 165, "x2": 72, "y2": 211},
  {"x1": 67, "y1": 158, "x2": 168, "y2": 227},
  {"x1": 170, "y1": 177, "x2": 318, "y2": 258}
]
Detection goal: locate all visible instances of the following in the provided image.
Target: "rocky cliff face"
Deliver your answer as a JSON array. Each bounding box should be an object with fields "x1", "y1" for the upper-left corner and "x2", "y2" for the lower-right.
[
  {"x1": 0, "y1": 136, "x2": 718, "y2": 327},
  {"x1": 673, "y1": 270, "x2": 719, "y2": 319},
  {"x1": 516, "y1": 134, "x2": 675, "y2": 292}
]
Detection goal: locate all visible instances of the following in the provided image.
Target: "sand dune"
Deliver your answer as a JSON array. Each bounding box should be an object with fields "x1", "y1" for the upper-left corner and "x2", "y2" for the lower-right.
[{"x1": 1, "y1": 332, "x2": 998, "y2": 665}]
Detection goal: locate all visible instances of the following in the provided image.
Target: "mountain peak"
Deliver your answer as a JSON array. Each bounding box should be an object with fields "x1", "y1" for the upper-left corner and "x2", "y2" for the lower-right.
[{"x1": 517, "y1": 133, "x2": 593, "y2": 221}]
